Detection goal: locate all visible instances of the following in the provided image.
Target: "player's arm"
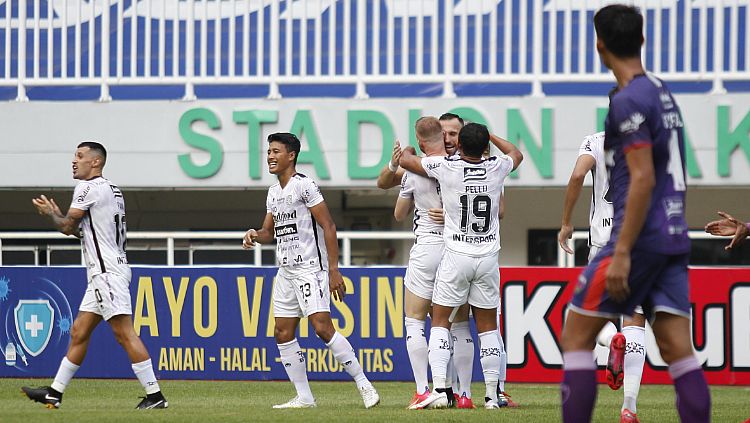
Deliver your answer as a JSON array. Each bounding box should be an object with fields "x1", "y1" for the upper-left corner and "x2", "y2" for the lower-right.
[
  {"x1": 607, "y1": 146, "x2": 655, "y2": 301},
  {"x1": 558, "y1": 154, "x2": 596, "y2": 254},
  {"x1": 309, "y1": 201, "x2": 346, "y2": 301},
  {"x1": 399, "y1": 147, "x2": 428, "y2": 177},
  {"x1": 376, "y1": 141, "x2": 406, "y2": 189},
  {"x1": 32, "y1": 195, "x2": 83, "y2": 237},
  {"x1": 243, "y1": 213, "x2": 275, "y2": 248},
  {"x1": 394, "y1": 197, "x2": 413, "y2": 222},
  {"x1": 490, "y1": 134, "x2": 523, "y2": 171}
]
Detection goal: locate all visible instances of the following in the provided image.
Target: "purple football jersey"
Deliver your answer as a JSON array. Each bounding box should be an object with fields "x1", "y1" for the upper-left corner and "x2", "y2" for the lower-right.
[{"x1": 603, "y1": 73, "x2": 690, "y2": 255}]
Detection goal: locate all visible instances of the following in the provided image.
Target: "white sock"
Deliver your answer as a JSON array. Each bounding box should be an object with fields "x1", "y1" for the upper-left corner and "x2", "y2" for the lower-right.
[
  {"x1": 327, "y1": 332, "x2": 369, "y2": 389},
  {"x1": 428, "y1": 326, "x2": 452, "y2": 390},
  {"x1": 278, "y1": 339, "x2": 314, "y2": 403},
  {"x1": 131, "y1": 359, "x2": 161, "y2": 395},
  {"x1": 597, "y1": 321, "x2": 618, "y2": 347},
  {"x1": 448, "y1": 333, "x2": 458, "y2": 392},
  {"x1": 51, "y1": 357, "x2": 80, "y2": 393},
  {"x1": 497, "y1": 330, "x2": 507, "y2": 392},
  {"x1": 478, "y1": 330, "x2": 501, "y2": 402},
  {"x1": 405, "y1": 317, "x2": 429, "y2": 394},
  {"x1": 451, "y1": 321, "x2": 474, "y2": 398},
  {"x1": 622, "y1": 325, "x2": 646, "y2": 413}
]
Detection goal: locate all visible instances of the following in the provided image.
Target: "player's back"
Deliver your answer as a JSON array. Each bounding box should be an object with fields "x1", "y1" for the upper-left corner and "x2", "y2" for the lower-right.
[
  {"x1": 604, "y1": 73, "x2": 690, "y2": 255},
  {"x1": 400, "y1": 170, "x2": 443, "y2": 244},
  {"x1": 424, "y1": 155, "x2": 513, "y2": 257},
  {"x1": 74, "y1": 177, "x2": 130, "y2": 280},
  {"x1": 580, "y1": 132, "x2": 613, "y2": 248}
]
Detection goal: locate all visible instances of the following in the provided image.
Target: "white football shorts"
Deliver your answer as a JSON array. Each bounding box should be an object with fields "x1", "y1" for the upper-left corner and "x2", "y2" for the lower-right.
[
  {"x1": 273, "y1": 269, "x2": 331, "y2": 318},
  {"x1": 433, "y1": 250, "x2": 500, "y2": 309},
  {"x1": 79, "y1": 273, "x2": 132, "y2": 321},
  {"x1": 404, "y1": 242, "x2": 444, "y2": 301}
]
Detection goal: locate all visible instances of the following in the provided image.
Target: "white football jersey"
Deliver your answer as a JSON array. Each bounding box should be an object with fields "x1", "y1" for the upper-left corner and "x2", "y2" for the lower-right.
[
  {"x1": 69, "y1": 177, "x2": 131, "y2": 281},
  {"x1": 422, "y1": 155, "x2": 514, "y2": 257},
  {"x1": 266, "y1": 174, "x2": 329, "y2": 275},
  {"x1": 399, "y1": 170, "x2": 443, "y2": 244},
  {"x1": 579, "y1": 132, "x2": 613, "y2": 248}
]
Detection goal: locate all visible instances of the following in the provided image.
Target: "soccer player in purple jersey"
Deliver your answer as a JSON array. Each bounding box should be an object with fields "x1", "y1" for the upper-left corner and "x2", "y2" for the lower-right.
[{"x1": 560, "y1": 5, "x2": 710, "y2": 423}]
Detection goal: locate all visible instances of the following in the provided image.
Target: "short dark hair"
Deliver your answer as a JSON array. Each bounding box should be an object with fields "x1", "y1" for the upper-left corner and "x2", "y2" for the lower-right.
[
  {"x1": 439, "y1": 112, "x2": 465, "y2": 127},
  {"x1": 267, "y1": 132, "x2": 301, "y2": 164},
  {"x1": 458, "y1": 123, "x2": 490, "y2": 158},
  {"x1": 77, "y1": 141, "x2": 107, "y2": 163},
  {"x1": 594, "y1": 4, "x2": 643, "y2": 58}
]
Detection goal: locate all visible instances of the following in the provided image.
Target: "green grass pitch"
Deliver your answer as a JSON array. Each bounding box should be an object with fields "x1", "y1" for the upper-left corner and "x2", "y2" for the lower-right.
[{"x1": 2, "y1": 379, "x2": 748, "y2": 422}]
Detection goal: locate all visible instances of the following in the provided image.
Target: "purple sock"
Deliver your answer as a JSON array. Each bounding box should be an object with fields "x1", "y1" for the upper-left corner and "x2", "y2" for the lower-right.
[
  {"x1": 561, "y1": 351, "x2": 597, "y2": 423},
  {"x1": 670, "y1": 356, "x2": 711, "y2": 423}
]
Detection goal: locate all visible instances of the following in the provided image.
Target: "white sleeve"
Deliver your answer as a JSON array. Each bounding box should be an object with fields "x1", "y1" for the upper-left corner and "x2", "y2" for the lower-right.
[
  {"x1": 398, "y1": 172, "x2": 414, "y2": 199},
  {"x1": 421, "y1": 156, "x2": 443, "y2": 179},
  {"x1": 265, "y1": 191, "x2": 273, "y2": 214},
  {"x1": 300, "y1": 178, "x2": 324, "y2": 208},
  {"x1": 578, "y1": 135, "x2": 596, "y2": 159},
  {"x1": 495, "y1": 155, "x2": 514, "y2": 179},
  {"x1": 69, "y1": 182, "x2": 97, "y2": 211}
]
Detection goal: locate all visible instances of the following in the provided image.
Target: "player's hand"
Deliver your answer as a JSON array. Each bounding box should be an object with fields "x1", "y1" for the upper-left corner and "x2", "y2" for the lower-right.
[
  {"x1": 401, "y1": 145, "x2": 417, "y2": 157},
  {"x1": 31, "y1": 195, "x2": 57, "y2": 217},
  {"x1": 329, "y1": 268, "x2": 346, "y2": 301},
  {"x1": 558, "y1": 224, "x2": 574, "y2": 254},
  {"x1": 389, "y1": 140, "x2": 402, "y2": 170},
  {"x1": 605, "y1": 251, "x2": 631, "y2": 302},
  {"x1": 428, "y1": 208, "x2": 445, "y2": 224},
  {"x1": 705, "y1": 211, "x2": 749, "y2": 250},
  {"x1": 242, "y1": 229, "x2": 259, "y2": 249}
]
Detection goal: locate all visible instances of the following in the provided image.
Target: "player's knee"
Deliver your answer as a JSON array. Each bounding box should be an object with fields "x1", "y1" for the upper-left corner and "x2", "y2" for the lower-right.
[
  {"x1": 311, "y1": 320, "x2": 335, "y2": 342},
  {"x1": 274, "y1": 326, "x2": 294, "y2": 343},
  {"x1": 656, "y1": 338, "x2": 692, "y2": 364},
  {"x1": 69, "y1": 323, "x2": 87, "y2": 345}
]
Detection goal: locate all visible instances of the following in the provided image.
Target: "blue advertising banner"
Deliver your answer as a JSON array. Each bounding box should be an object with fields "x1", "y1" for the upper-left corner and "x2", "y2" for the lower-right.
[{"x1": 0, "y1": 266, "x2": 439, "y2": 381}]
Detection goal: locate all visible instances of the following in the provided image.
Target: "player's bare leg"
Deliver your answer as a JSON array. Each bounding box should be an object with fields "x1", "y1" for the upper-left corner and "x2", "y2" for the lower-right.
[
  {"x1": 22, "y1": 311, "x2": 101, "y2": 409},
  {"x1": 309, "y1": 312, "x2": 379, "y2": 408},
  {"x1": 404, "y1": 289, "x2": 432, "y2": 407},
  {"x1": 560, "y1": 311, "x2": 609, "y2": 422},
  {"x1": 651, "y1": 313, "x2": 710, "y2": 423}
]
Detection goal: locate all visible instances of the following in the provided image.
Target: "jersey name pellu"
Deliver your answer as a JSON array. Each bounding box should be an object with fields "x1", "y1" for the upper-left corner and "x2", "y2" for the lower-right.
[{"x1": 422, "y1": 154, "x2": 514, "y2": 257}]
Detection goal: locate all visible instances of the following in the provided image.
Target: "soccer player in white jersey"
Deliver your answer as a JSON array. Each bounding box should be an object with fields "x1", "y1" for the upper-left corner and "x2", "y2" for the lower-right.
[
  {"x1": 558, "y1": 132, "x2": 647, "y2": 422},
  {"x1": 242, "y1": 133, "x2": 379, "y2": 409},
  {"x1": 400, "y1": 123, "x2": 523, "y2": 410},
  {"x1": 392, "y1": 117, "x2": 451, "y2": 408},
  {"x1": 23, "y1": 141, "x2": 167, "y2": 410}
]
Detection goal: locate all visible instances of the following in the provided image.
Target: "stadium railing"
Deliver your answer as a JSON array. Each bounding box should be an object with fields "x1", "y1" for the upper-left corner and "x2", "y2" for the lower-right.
[
  {"x1": 0, "y1": 0, "x2": 747, "y2": 101},
  {"x1": 0, "y1": 229, "x2": 718, "y2": 267}
]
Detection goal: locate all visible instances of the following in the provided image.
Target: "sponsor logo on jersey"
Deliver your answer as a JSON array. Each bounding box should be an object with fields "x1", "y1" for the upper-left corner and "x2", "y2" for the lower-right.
[
  {"x1": 663, "y1": 197, "x2": 684, "y2": 219},
  {"x1": 76, "y1": 185, "x2": 91, "y2": 202},
  {"x1": 618, "y1": 112, "x2": 646, "y2": 134},
  {"x1": 275, "y1": 224, "x2": 299, "y2": 237},
  {"x1": 273, "y1": 209, "x2": 297, "y2": 223},
  {"x1": 463, "y1": 167, "x2": 487, "y2": 182}
]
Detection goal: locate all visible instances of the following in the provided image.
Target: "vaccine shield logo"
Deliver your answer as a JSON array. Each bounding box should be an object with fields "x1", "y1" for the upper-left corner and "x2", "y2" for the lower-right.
[{"x1": 14, "y1": 300, "x2": 55, "y2": 357}]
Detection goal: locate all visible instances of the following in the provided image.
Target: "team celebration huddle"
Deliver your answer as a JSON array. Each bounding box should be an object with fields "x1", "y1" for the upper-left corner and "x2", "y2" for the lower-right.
[{"x1": 21, "y1": 4, "x2": 734, "y2": 422}]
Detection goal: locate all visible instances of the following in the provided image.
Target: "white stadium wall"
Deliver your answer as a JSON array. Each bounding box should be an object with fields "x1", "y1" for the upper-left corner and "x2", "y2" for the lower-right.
[{"x1": 2, "y1": 94, "x2": 750, "y2": 188}]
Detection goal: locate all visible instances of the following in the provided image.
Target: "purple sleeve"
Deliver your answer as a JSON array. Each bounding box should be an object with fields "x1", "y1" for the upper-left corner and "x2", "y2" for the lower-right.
[{"x1": 610, "y1": 95, "x2": 652, "y2": 153}]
